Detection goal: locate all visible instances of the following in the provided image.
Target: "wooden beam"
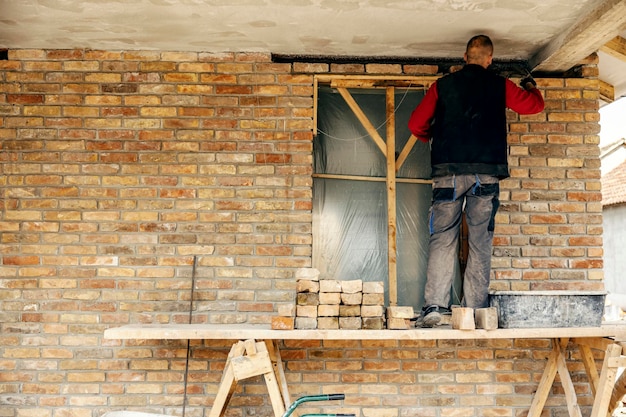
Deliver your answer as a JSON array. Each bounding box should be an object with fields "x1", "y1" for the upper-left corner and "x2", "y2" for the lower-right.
[
  {"x1": 600, "y1": 79, "x2": 615, "y2": 102},
  {"x1": 578, "y1": 344, "x2": 600, "y2": 395},
  {"x1": 336, "y1": 87, "x2": 387, "y2": 156},
  {"x1": 313, "y1": 76, "x2": 319, "y2": 135},
  {"x1": 572, "y1": 337, "x2": 617, "y2": 351},
  {"x1": 531, "y1": 0, "x2": 626, "y2": 72},
  {"x1": 312, "y1": 173, "x2": 431, "y2": 184},
  {"x1": 599, "y1": 35, "x2": 625, "y2": 103},
  {"x1": 386, "y1": 87, "x2": 398, "y2": 306},
  {"x1": 316, "y1": 74, "x2": 439, "y2": 86},
  {"x1": 600, "y1": 35, "x2": 626, "y2": 61},
  {"x1": 396, "y1": 134, "x2": 419, "y2": 173},
  {"x1": 104, "y1": 323, "x2": 626, "y2": 341}
]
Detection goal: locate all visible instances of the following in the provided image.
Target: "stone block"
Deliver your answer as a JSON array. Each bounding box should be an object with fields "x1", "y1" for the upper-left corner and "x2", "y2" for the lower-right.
[
  {"x1": 296, "y1": 305, "x2": 318, "y2": 318},
  {"x1": 319, "y1": 292, "x2": 341, "y2": 304},
  {"x1": 318, "y1": 304, "x2": 340, "y2": 317},
  {"x1": 296, "y1": 292, "x2": 319, "y2": 306},
  {"x1": 341, "y1": 292, "x2": 362, "y2": 305},
  {"x1": 296, "y1": 268, "x2": 320, "y2": 281},
  {"x1": 362, "y1": 293, "x2": 385, "y2": 305},
  {"x1": 271, "y1": 316, "x2": 294, "y2": 330},
  {"x1": 339, "y1": 316, "x2": 361, "y2": 329},
  {"x1": 339, "y1": 305, "x2": 361, "y2": 317},
  {"x1": 277, "y1": 303, "x2": 295, "y2": 317},
  {"x1": 319, "y1": 279, "x2": 342, "y2": 293},
  {"x1": 387, "y1": 317, "x2": 411, "y2": 329},
  {"x1": 363, "y1": 281, "x2": 384, "y2": 294},
  {"x1": 386, "y1": 306, "x2": 414, "y2": 319},
  {"x1": 475, "y1": 307, "x2": 498, "y2": 330},
  {"x1": 296, "y1": 280, "x2": 320, "y2": 294},
  {"x1": 317, "y1": 317, "x2": 339, "y2": 329},
  {"x1": 361, "y1": 305, "x2": 384, "y2": 317},
  {"x1": 452, "y1": 307, "x2": 475, "y2": 330},
  {"x1": 295, "y1": 317, "x2": 317, "y2": 329},
  {"x1": 341, "y1": 279, "x2": 362, "y2": 294},
  {"x1": 362, "y1": 317, "x2": 385, "y2": 330}
]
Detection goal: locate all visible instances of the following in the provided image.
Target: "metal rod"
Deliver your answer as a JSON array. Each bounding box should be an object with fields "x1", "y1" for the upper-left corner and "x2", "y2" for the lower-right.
[{"x1": 182, "y1": 255, "x2": 198, "y2": 417}]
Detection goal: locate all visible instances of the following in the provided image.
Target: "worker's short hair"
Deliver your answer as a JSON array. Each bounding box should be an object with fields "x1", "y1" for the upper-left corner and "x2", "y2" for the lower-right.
[{"x1": 466, "y1": 35, "x2": 493, "y2": 61}]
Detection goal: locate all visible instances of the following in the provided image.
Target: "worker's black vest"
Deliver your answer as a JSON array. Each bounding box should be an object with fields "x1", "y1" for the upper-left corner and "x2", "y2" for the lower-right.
[{"x1": 431, "y1": 64, "x2": 509, "y2": 179}]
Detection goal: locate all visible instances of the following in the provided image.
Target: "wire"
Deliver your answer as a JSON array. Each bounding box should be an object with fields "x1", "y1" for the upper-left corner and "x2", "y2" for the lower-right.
[{"x1": 316, "y1": 84, "x2": 422, "y2": 142}]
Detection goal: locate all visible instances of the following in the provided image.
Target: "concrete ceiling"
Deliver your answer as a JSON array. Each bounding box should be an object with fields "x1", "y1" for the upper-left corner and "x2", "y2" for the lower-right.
[{"x1": 1, "y1": 0, "x2": 626, "y2": 99}]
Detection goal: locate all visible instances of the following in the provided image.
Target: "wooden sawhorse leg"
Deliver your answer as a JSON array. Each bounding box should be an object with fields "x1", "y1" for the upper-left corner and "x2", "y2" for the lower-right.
[
  {"x1": 590, "y1": 342, "x2": 625, "y2": 417},
  {"x1": 528, "y1": 338, "x2": 582, "y2": 417},
  {"x1": 574, "y1": 337, "x2": 626, "y2": 417},
  {"x1": 209, "y1": 339, "x2": 291, "y2": 417},
  {"x1": 529, "y1": 337, "x2": 626, "y2": 417},
  {"x1": 265, "y1": 339, "x2": 291, "y2": 410}
]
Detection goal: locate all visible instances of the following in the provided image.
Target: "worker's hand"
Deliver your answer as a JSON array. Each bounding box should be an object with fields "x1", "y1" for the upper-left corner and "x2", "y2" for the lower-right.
[{"x1": 520, "y1": 76, "x2": 537, "y2": 90}]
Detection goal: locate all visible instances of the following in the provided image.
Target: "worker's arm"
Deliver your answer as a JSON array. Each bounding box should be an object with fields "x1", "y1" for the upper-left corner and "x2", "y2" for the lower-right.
[
  {"x1": 407, "y1": 82, "x2": 438, "y2": 143},
  {"x1": 505, "y1": 77, "x2": 545, "y2": 114}
]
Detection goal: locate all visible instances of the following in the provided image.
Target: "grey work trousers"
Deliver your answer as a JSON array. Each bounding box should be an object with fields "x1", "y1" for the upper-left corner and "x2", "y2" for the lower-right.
[{"x1": 423, "y1": 174, "x2": 500, "y2": 309}]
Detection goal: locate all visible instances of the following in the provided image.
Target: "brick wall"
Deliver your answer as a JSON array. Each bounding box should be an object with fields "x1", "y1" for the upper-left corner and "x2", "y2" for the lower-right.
[
  {"x1": 493, "y1": 54, "x2": 603, "y2": 290},
  {"x1": 0, "y1": 49, "x2": 603, "y2": 417}
]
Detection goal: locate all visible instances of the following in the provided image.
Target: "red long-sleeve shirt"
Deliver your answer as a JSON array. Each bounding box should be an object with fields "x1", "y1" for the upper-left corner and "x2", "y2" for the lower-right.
[{"x1": 408, "y1": 78, "x2": 545, "y2": 143}]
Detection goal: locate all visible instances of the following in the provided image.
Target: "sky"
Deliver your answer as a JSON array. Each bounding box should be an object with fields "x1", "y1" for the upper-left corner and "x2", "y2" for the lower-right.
[{"x1": 600, "y1": 97, "x2": 626, "y2": 147}]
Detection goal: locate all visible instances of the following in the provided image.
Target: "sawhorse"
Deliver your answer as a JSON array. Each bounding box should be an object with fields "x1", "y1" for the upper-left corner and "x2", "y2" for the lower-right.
[
  {"x1": 209, "y1": 339, "x2": 291, "y2": 417},
  {"x1": 528, "y1": 337, "x2": 626, "y2": 417}
]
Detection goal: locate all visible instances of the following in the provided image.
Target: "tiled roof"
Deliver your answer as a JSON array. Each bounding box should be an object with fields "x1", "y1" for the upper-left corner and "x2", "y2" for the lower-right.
[{"x1": 602, "y1": 159, "x2": 626, "y2": 206}]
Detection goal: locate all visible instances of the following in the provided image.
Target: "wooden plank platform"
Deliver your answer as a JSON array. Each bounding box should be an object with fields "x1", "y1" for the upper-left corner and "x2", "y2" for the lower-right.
[
  {"x1": 102, "y1": 322, "x2": 626, "y2": 417},
  {"x1": 104, "y1": 323, "x2": 626, "y2": 341}
]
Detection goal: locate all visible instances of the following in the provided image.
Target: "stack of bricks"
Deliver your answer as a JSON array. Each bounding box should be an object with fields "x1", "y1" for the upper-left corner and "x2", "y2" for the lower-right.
[{"x1": 292, "y1": 268, "x2": 386, "y2": 329}]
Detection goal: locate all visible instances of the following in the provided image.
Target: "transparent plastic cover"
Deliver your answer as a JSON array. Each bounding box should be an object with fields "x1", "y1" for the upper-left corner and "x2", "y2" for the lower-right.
[{"x1": 313, "y1": 86, "x2": 461, "y2": 308}]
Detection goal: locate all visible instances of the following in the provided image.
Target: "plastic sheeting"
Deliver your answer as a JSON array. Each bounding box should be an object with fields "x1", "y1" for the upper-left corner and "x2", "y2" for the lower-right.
[{"x1": 313, "y1": 86, "x2": 462, "y2": 309}]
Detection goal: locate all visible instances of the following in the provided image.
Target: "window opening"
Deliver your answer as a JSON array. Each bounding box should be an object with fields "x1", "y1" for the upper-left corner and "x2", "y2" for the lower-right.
[{"x1": 313, "y1": 76, "x2": 462, "y2": 309}]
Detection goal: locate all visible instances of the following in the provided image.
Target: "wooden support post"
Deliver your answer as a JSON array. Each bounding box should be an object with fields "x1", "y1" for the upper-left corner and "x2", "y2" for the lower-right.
[
  {"x1": 590, "y1": 343, "x2": 623, "y2": 417},
  {"x1": 386, "y1": 86, "x2": 397, "y2": 306},
  {"x1": 334, "y1": 85, "x2": 405, "y2": 305}
]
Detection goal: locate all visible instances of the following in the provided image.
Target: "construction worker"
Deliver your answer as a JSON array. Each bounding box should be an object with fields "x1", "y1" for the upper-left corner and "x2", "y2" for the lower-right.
[{"x1": 408, "y1": 34, "x2": 544, "y2": 327}]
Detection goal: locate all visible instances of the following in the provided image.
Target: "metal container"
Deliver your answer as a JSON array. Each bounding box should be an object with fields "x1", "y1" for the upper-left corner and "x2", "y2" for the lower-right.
[{"x1": 489, "y1": 291, "x2": 606, "y2": 328}]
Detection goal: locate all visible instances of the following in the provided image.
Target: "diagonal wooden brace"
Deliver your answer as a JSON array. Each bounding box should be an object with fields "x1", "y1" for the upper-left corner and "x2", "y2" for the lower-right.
[
  {"x1": 209, "y1": 339, "x2": 287, "y2": 417},
  {"x1": 590, "y1": 343, "x2": 624, "y2": 417}
]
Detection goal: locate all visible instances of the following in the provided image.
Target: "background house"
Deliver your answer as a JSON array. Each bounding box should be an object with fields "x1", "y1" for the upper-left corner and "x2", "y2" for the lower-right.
[
  {"x1": 600, "y1": 98, "x2": 626, "y2": 305},
  {"x1": 602, "y1": 158, "x2": 626, "y2": 296}
]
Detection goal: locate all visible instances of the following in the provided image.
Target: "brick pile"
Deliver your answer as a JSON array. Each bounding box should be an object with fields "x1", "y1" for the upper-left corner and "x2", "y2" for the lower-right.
[
  {"x1": 287, "y1": 268, "x2": 387, "y2": 330},
  {"x1": 270, "y1": 268, "x2": 421, "y2": 330}
]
